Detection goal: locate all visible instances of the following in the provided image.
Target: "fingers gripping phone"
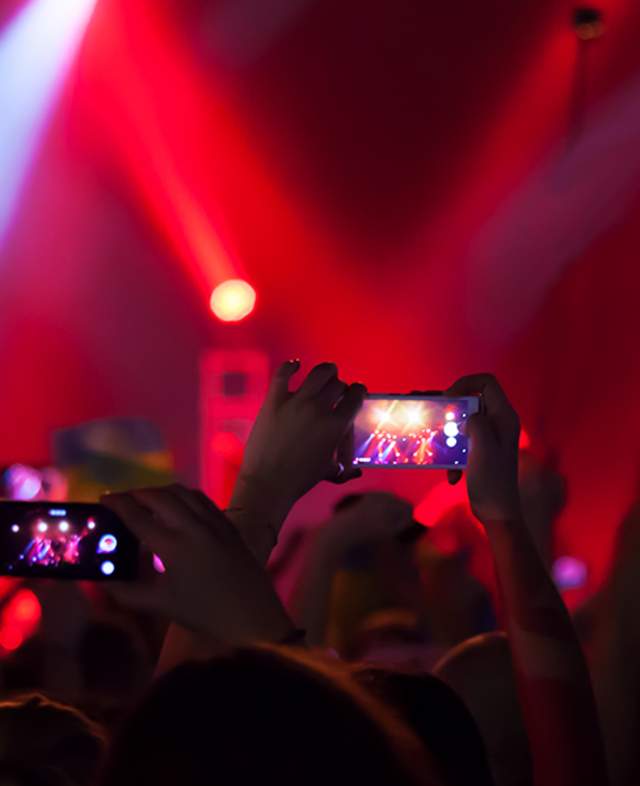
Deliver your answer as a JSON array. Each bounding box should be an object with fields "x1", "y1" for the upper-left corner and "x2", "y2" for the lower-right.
[
  {"x1": 0, "y1": 503, "x2": 139, "y2": 580},
  {"x1": 353, "y1": 394, "x2": 480, "y2": 469}
]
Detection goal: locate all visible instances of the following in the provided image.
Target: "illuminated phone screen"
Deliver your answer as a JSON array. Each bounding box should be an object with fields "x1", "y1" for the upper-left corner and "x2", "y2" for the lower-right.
[
  {"x1": 353, "y1": 396, "x2": 479, "y2": 469},
  {"x1": 0, "y1": 503, "x2": 138, "y2": 580}
]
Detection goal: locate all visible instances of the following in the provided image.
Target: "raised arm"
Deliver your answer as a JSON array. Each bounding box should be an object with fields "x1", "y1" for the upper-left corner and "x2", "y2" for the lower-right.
[
  {"x1": 109, "y1": 362, "x2": 366, "y2": 673},
  {"x1": 227, "y1": 360, "x2": 366, "y2": 565},
  {"x1": 102, "y1": 485, "x2": 299, "y2": 674},
  {"x1": 448, "y1": 374, "x2": 608, "y2": 786}
]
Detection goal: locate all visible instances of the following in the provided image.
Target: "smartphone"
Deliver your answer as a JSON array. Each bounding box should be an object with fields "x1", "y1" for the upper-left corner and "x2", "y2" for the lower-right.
[
  {"x1": 353, "y1": 394, "x2": 480, "y2": 469},
  {"x1": 0, "y1": 502, "x2": 139, "y2": 580}
]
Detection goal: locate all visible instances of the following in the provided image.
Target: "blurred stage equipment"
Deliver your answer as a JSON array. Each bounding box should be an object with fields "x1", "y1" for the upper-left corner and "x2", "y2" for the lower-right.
[
  {"x1": 1, "y1": 464, "x2": 68, "y2": 501},
  {"x1": 52, "y1": 418, "x2": 174, "y2": 500},
  {"x1": 200, "y1": 349, "x2": 269, "y2": 504}
]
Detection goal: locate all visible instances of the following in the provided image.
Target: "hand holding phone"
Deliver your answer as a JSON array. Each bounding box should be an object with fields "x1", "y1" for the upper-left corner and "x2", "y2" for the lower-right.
[
  {"x1": 102, "y1": 486, "x2": 295, "y2": 642},
  {"x1": 445, "y1": 374, "x2": 521, "y2": 522},
  {"x1": 353, "y1": 394, "x2": 480, "y2": 469},
  {"x1": 0, "y1": 502, "x2": 139, "y2": 580}
]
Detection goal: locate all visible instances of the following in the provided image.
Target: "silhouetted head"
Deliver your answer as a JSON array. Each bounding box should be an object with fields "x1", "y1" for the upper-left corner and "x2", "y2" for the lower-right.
[
  {"x1": 352, "y1": 666, "x2": 494, "y2": 786},
  {"x1": 101, "y1": 646, "x2": 436, "y2": 786},
  {"x1": 434, "y1": 632, "x2": 532, "y2": 786},
  {"x1": 347, "y1": 608, "x2": 439, "y2": 670},
  {"x1": 77, "y1": 617, "x2": 152, "y2": 728},
  {"x1": 0, "y1": 693, "x2": 105, "y2": 786}
]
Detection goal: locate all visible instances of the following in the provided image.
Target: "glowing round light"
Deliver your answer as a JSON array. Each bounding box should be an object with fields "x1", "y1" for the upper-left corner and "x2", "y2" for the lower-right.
[
  {"x1": 374, "y1": 409, "x2": 390, "y2": 425},
  {"x1": 153, "y1": 554, "x2": 166, "y2": 574},
  {"x1": 210, "y1": 279, "x2": 256, "y2": 323},
  {"x1": 552, "y1": 556, "x2": 588, "y2": 590},
  {"x1": 87, "y1": 519, "x2": 96, "y2": 530},
  {"x1": 98, "y1": 534, "x2": 118, "y2": 554},
  {"x1": 443, "y1": 422, "x2": 459, "y2": 438},
  {"x1": 100, "y1": 560, "x2": 115, "y2": 576},
  {"x1": 446, "y1": 436, "x2": 458, "y2": 448},
  {"x1": 37, "y1": 521, "x2": 48, "y2": 533},
  {"x1": 445, "y1": 411, "x2": 455, "y2": 421},
  {"x1": 0, "y1": 628, "x2": 23, "y2": 652},
  {"x1": 406, "y1": 407, "x2": 424, "y2": 427},
  {"x1": 11, "y1": 524, "x2": 19, "y2": 533},
  {"x1": 13, "y1": 590, "x2": 41, "y2": 624},
  {"x1": 59, "y1": 521, "x2": 70, "y2": 533},
  {"x1": 5, "y1": 464, "x2": 42, "y2": 500}
]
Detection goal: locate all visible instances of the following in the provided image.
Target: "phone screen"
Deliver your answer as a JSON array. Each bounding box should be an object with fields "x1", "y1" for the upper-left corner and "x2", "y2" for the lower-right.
[
  {"x1": 0, "y1": 503, "x2": 138, "y2": 580},
  {"x1": 353, "y1": 395, "x2": 479, "y2": 469}
]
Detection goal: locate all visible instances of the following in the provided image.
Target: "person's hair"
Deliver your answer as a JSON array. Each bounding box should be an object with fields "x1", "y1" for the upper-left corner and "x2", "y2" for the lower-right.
[
  {"x1": 434, "y1": 632, "x2": 532, "y2": 786},
  {"x1": 351, "y1": 666, "x2": 495, "y2": 786},
  {"x1": 76, "y1": 617, "x2": 152, "y2": 728},
  {"x1": 101, "y1": 645, "x2": 436, "y2": 786},
  {"x1": 0, "y1": 693, "x2": 105, "y2": 786}
]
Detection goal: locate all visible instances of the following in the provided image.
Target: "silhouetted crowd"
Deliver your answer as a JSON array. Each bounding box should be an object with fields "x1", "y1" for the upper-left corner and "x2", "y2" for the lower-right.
[{"x1": 3, "y1": 362, "x2": 635, "y2": 786}]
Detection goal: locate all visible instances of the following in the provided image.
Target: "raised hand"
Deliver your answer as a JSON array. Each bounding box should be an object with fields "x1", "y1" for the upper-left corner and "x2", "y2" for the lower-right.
[
  {"x1": 444, "y1": 374, "x2": 608, "y2": 786},
  {"x1": 230, "y1": 361, "x2": 366, "y2": 563},
  {"x1": 101, "y1": 485, "x2": 295, "y2": 645},
  {"x1": 446, "y1": 374, "x2": 521, "y2": 524}
]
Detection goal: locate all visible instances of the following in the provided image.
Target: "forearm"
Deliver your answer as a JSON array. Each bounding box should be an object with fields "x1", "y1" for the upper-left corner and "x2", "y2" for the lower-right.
[
  {"x1": 157, "y1": 600, "x2": 299, "y2": 676},
  {"x1": 228, "y1": 474, "x2": 296, "y2": 565},
  {"x1": 156, "y1": 571, "x2": 299, "y2": 676},
  {"x1": 156, "y1": 623, "x2": 219, "y2": 676},
  {"x1": 590, "y1": 574, "x2": 640, "y2": 786},
  {"x1": 486, "y1": 516, "x2": 608, "y2": 786}
]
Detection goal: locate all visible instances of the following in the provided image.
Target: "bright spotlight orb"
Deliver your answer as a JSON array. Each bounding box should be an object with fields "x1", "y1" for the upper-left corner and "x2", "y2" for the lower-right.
[
  {"x1": 59, "y1": 521, "x2": 70, "y2": 533},
  {"x1": 445, "y1": 411, "x2": 455, "y2": 421},
  {"x1": 100, "y1": 560, "x2": 115, "y2": 576},
  {"x1": 374, "y1": 409, "x2": 390, "y2": 425},
  {"x1": 406, "y1": 407, "x2": 424, "y2": 427},
  {"x1": 37, "y1": 521, "x2": 48, "y2": 533},
  {"x1": 443, "y1": 422, "x2": 459, "y2": 438},
  {"x1": 446, "y1": 436, "x2": 458, "y2": 448},
  {"x1": 98, "y1": 534, "x2": 118, "y2": 554},
  {"x1": 210, "y1": 279, "x2": 256, "y2": 323}
]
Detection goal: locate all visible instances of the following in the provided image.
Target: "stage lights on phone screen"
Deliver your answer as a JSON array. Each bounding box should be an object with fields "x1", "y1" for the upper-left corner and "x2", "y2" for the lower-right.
[
  {"x1": 0, "y1": 504, "x2": 138, "y2": 580},
  {"x1": 354, "y1": 396, "x2": 478, "y2": 469}
]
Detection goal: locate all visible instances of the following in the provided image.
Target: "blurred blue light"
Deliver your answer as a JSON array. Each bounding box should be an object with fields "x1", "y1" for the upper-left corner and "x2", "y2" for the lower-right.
[{"x1": 0, "y1": 0, "x2": 97, "y2": 244}]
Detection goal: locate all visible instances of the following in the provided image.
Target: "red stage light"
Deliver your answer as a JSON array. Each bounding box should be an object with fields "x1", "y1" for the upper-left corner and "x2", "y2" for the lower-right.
[
  {"x1": 0, "y1": 628, "x2": 23, "y2": 652},
  {"x1": 0, "y1": 588, "x2": 42, "y2": 657},
  {"x1": 13, "y1": 589, "x2": 42, "y2": 625},
  {"x1": 210, "y1": 279, "x2": 256, "y2": 322}
]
